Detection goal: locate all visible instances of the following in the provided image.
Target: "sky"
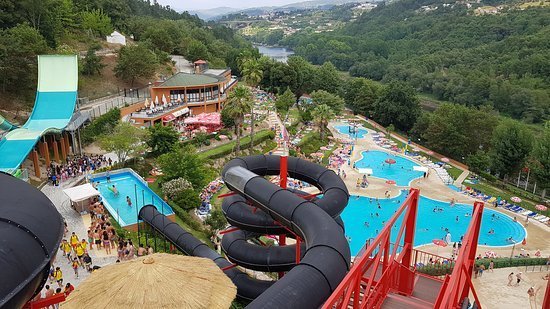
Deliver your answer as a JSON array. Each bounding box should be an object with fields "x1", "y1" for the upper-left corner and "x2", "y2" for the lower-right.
[{"x1": 156, "y1": 0, "x2": 302, "y2": 11}]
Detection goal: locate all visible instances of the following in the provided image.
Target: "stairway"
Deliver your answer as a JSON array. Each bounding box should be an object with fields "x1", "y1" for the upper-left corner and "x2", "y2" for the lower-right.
[{"x1": 381, "y1": 274, "x2": 443, "y2": 309}]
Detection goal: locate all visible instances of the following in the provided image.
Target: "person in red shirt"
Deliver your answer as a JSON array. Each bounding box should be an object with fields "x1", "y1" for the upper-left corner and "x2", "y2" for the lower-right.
[{"x1": 64, "y1": 282, "x2": 74, "y2": 296}]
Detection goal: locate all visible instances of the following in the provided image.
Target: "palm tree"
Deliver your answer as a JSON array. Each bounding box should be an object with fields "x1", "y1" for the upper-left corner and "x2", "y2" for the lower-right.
[
  {"x1": 312, "y1": 104, "x2": 335, "y2": 140},
  {"x1": 241, "y1": 59, "x2": 264, "y2": 155},
  {"x1": 224, "y1": 85, "x2": 253, "y2": 156}
]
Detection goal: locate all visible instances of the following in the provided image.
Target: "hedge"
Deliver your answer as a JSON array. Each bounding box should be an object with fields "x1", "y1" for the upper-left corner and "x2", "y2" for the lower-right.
[
  {"x1": 416, "y1": 257, "x2": 549, "y2": 277},
  {"x1": 199, "y1": 130, "x2": 275, "y2": 160}
]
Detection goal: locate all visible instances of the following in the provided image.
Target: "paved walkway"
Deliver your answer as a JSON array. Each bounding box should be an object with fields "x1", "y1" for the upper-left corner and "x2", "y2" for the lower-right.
[{"x1": 39, "y1": 177, "x2": 117, "y2": 292}]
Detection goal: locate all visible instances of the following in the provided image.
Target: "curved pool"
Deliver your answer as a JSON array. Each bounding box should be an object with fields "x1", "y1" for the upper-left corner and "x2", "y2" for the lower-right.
[
  {"x1": 341, "y1": 193, "x2": 527, "y2": 256},
  {"x1": 334, "y1": 124, "x2": 368, "y2": 139},
  {"x1": 355, "y1": 150, "x2": 424, "y2": 186}
]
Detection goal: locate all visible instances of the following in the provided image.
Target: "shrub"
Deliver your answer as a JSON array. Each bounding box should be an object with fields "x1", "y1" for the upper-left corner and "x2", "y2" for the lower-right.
[
  {"x1": 200, "y1": 130, "x2": 275, "y2": 160},
  {"x1": 161, "y1": 178, "x2": 193, "y2": 199},
  {"x1": 81, "y1": 108, "x2": 120, "y2": 144},
  {"x1": 173, "y1": 189, "x2": 202, "y2": 211}
]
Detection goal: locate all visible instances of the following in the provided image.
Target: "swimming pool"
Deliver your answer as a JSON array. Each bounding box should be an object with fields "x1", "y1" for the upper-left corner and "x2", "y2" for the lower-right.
[
  {"x1": 341, "y1": 193, "x2": 526, "y2": 256},
  {"x1": 355, "y1": 150, "x2": 424, "y2": 186},
  {"x1": 334, "y1": 125, "x2": 368, "y2": 139},
  {"x1": 90, "y1": 169, "x2": 174, "y2": 227}
]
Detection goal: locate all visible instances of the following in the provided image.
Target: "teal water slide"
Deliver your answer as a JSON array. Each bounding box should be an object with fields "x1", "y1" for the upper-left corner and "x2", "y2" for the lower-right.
[{"x1": 0, "y1": 55, "x2": 78, "y2": 173}]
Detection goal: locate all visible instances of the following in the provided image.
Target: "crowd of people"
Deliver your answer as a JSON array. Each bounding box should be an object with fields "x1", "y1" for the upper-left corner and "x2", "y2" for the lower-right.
[{"x1": 47, "y1": 154, "x2": 112, "y2": 186}]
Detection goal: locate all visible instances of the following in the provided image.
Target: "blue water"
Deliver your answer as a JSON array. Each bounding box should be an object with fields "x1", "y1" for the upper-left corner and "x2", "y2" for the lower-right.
[
  {"x1": 355, "y1": 150, "x2": 424, "y2": 186},
  {"x1": 448, "y1": 184, "x2": 461, "y2": 192},
  {"x1": 90, "y1": 171, "x2": 174, "y2": 226},
  {"x1": 341, "y1": 193, "x2": 527, "y2": 256},
  {"x1": 335, "y1": 125, "x2": 368, "y2": 139}
]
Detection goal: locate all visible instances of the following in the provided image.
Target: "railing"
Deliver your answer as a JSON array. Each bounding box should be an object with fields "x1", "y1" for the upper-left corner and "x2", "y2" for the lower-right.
[
  {"x1": 434, "y1": 202, "x2": 484, "y2": 309},
  {"x1": 322, "y1": 188, "x2": 420, "y2": 309}
]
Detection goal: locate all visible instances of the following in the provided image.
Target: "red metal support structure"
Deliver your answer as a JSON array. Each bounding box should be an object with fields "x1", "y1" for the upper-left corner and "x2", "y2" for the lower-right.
[
  {"x1": 434, "y1": 201, "x2": 484, "y2": 309},
  {"x1": 322, "y1": 188, "x2": 420, "y2": 309},
  {"x1": 543, "y1": 277, "x2": 550, "y2": 308},
  {"x1": 278, "y1": 155, "x2": 288, "y2": 279}
]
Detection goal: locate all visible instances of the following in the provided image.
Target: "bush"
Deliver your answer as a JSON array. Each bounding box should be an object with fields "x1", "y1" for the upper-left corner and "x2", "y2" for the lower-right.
[
  {"x1": 81, "y1": 108, "x2": 120, "y2": 144},
  {"x1": 161, "y1": 178, "x2": 193, "y2": 199},
  {"x1": 298, "y1": 134, "x2": 329, "y2": 156},
  {"x1": 123, "y1": 159, "x2": 152, "y2": 178},
  {"x1": 475, "y1": 257, "x2": 547, "y2": 269},
  {"x1": 200, "y1": 130, "x2": 275, "y2": 160},
  {"x1": 173, "y1": 189, "x2": 202, "y2": 211}
]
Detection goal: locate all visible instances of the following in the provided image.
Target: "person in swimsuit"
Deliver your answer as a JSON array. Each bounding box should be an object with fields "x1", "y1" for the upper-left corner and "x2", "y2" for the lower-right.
[
  {"x1": 126, "y1": 196, "x2": 132, "y2": 207},
  {"x1": 94, "y1": 230, "x2": 102, "y2": 250},
  {"x1": 102, "y1": 231, "x2": 111, "y2": 254}
]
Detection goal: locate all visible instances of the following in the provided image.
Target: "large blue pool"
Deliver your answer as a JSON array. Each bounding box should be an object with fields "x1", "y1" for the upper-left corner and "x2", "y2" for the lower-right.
[
  {"x1": 355, "y1": 150, "x2": 424, "y2": 186},
  {"x1": 341, "y1": 193, "x2": 526, "y2": 256},
  {"x1": 91, "y1": 170, "x2": 174, "y2": 227},
  {"x1": 335, "y1": 124, "x2": 368, "y2": 139}
]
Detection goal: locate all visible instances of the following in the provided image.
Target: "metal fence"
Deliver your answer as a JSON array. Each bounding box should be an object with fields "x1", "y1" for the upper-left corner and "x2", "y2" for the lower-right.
[{"x1": 79, "y1": 87, "x2": 150, "y2": 120}]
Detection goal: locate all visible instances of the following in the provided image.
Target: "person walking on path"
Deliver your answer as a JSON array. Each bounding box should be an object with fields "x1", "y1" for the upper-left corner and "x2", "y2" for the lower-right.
[
  {"x1": 508, "y1": 272, "x2": 514, "y2": 286},
  {"x1": 71, "y1": 257, "x2": 80, "y2": 278},
  {"x1": 53, "y1": 267, "x2": 63, "y2": 287},
  {"x1": 515, "y1": 272, "x2": 523, "y2": 286}
]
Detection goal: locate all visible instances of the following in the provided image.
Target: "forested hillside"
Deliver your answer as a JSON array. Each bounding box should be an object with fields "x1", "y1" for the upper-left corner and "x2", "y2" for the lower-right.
[
  {"x1": 282, "y1": 0, "x2": 550, "y2": 123},
  {"x1": 0, "y1": 0, "x2": 252, "y2": 108}
]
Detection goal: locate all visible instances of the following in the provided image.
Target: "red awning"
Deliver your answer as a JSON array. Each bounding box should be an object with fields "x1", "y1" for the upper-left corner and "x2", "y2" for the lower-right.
[{"x1": 162, "y1": 114, "x2": 176, "y2": 123}]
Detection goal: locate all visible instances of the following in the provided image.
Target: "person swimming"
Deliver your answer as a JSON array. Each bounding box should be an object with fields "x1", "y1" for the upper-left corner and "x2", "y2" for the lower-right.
[
  {"x1": 126, "y1": 196, "x2": 132, "y2": 207},
  {"x1": 488, "y1": 229, "x2": 495, "y2": 234},
  {"x1": 111, "y1": 185, "x2": 118, "y2": 196}
]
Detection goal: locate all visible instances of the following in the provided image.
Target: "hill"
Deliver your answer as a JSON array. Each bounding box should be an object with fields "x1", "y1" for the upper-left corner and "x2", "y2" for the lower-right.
[
  {"x1": 282, "y1": 0, "x2": 550, "y2": 124},
  {"x1": 0, "y1": 0, "x2": 252, "y2": 115}
]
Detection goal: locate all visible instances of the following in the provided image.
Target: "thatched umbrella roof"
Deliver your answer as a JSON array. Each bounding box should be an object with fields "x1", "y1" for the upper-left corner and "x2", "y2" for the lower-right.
[{"x1": 62, "y1": 253, "x2": 236, "y2": 309}]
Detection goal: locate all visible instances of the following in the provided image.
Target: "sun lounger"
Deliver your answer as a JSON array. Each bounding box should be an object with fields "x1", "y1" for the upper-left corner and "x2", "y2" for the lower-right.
[
  {"x1": 521, "y1": 210, "x2": 532, "y2": 216},
  {"x1": 534, "y1": 215, "x2": 545, "y2": 220},
  {"x1": 538, "y1": 216, "x2": 550, "y2": 223},
  {"x1": 528, "y1": 212, "x2": 537, "y2": 217}
]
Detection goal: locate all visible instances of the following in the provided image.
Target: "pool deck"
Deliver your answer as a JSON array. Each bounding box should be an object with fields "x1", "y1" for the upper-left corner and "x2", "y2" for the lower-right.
[{"x1": 328, "y1": 120, "x2": 550, "y2": 260}]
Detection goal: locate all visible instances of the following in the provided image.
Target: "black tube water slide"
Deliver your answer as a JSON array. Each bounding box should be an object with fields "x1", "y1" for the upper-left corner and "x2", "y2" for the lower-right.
[
  {"x1": 139, "y1": 155, "x2": 350, "y2": 308},
  {"x1": 0, "y1": 172, "x2": 64, "y2": 308}
]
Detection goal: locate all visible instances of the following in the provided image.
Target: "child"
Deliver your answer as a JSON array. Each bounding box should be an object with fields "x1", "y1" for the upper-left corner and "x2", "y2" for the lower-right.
[
  {"x1": 60, "y1": 239, "x2": 72, "y2": 263},
  {"x1": 72, "y1": 258, "x2": 80, "y2": 278},
  {"x1": 53, "y1": 267, "x2": 63, "y2": 287}
]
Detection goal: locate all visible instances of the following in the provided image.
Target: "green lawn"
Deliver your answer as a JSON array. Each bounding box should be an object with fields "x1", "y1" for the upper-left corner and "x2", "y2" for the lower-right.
[
  {"x1": 447, "y1": 166, "x2": 463, "y2": 180},
  {"x1": 469, "y1": 181, "x2": 542, "y2": 214},
  {"x1": 199, "y1": 130, "x2": 275, "y2": 159}
]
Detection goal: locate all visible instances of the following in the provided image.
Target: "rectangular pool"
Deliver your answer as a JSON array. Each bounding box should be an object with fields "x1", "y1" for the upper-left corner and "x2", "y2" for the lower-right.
[{"x1": 90, "y1": 169, "x2": 174, "y2": 228}]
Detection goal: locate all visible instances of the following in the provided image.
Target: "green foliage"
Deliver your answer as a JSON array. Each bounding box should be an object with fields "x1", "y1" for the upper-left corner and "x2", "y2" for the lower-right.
[
  {"x1": 466, "y1": 151, "x2": 492, "y2": 175},
  {"x1": 275, "y1": 88, "x2": 296, "y2": 112},
  {"x1": 158, "y1": 144, "x2": 212, "y2": 190},
  {"x1": 147, "y1": 124, "x2": 180, "y2": 156},
  {"x1": 199, "y1": 130, "x2": 275, "y2": 160},
  {"x1": 173, "y1": 189, "x2": 202, "y2": 211},
  {"x1": 81, "y1": 9, "x2": 113, "y2": 37},
  {"x1": 529, "y1": 128, "x2": 550, "y2": 189},
  {"x1": 297, "y1": 133, "x2": 330, "y2": 156},
  {"x1": 81, "y1": 108, "x2": 120, "y2": 144},
  {"x1": 415, "y1": 104, "x2": 498, "y2": 159},
  {"x1": 490, "y1": 120, "x2": 534, "y2": 177},
  {"x1": 205, "y1": 209, "x2": 227, "y2": 232},
  {"x1": 98, "y1": 122, "x2": 149, "y2": 163},
  {"x1": 373, "y1": 81, "x2": 420, "y2": 132},
  {"x1": 224, "y1": 85, "x2": 253, "y2": 155},
  {"x1": 0, "y1": 24, "x2": 48, "y2": 96},
  {"x1": 221, "y1": 107, "x2": 235, "y2": 129},
  {"x1": 241, "y1": 58, "x2": 264, "y2": 87},
  {"x1": 114, "y1": 44, "x2": 158, "y2": 86},
  {"x1": 285, "y1": 1, "x2": 550, "y2": 123},
  {"x1": 312, "y1": 104, "x2": 335, "y2": 140},
  {"x1": 161, "y1": 177, "x2": 193, "y2": 199},
  {"x1": 311, "y1": 90, "x2": 345, "y2": 114},
  {"x1": 344, "y1": 78, "x2": 383, "y2": 117},
  {"x1": 81, "y1": 44, "x2": 105, "y2": 76},
  {"x1": 193, "y1": 132, "x2": 210, "y2": 148},
  {"x1": 186, "y1": 40, "x2": 209, "y2": 62}
]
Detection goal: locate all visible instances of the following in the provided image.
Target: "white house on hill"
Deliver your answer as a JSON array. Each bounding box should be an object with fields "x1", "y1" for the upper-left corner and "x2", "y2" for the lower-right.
[{"x1": 106, "y1": 31, "x2": 126, "y2": 45}]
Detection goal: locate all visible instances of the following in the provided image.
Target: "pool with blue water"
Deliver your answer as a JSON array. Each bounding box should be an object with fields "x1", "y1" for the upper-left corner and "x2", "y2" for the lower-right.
[
  {"x1": 334, "y1": 124, "x2": 368, "y2": 139},
  {"x1": 341, "y1": 193, "x2": 526, "y2": 256},
  {"x1": 90, "y1": 171, "x2": 174, "y2": 227},
  {"x1": 355, "y1": 150, "x2": 424, "y2": 186}
]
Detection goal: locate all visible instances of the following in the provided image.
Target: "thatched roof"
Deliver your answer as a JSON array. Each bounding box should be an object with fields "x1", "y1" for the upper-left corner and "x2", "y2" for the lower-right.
[{"x1": 62, "y1": 253, "x2": 236, "y2": 309}]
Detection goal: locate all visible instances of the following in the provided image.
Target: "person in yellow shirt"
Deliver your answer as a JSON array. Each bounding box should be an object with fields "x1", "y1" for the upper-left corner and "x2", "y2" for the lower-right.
[
  {"x1": 69, "y1": 232, "x2": 79, "y2": 250},
  {"x1": 60, "y1": 240, "x2": 72, "y2": 263},
  {"x1": 53, "y1": 267, "x2": 63, "y2": 287}
]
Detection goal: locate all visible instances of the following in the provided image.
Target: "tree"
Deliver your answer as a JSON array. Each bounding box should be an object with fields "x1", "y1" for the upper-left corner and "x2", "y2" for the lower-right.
[
  {"x1": 372, "y1": 81, "x2": 420, "y2": 132},
  {"x1": 275, "y1": 88, "x2": 295, "y2": 113},
  {"x1": 287, "y1": 56, "x2": 315, "y2": 97},
  {"x1": 186, "y1": 40, "x2": 209, "y2": 62},
  {"x1": 240, "y1": 58, "x2": 263, "y2": 155},
  {"x1": 221, "y1": 107, "x2": 235, "y2": 129},
  {"x1": 158, "y1": 144, "x2": 212, "y2": 190},
  {"x1": 313, "y1": 62, "x2": 342, "y2": 95},
  {"x1": 310, "y1": 90, "x2": 345, "y2": 114},
  {"x1": 81, "y1": 45, "x2": 105, "y2": 76},
  {"x1": 193, "y1": 132, "x2": 210, "y2": 150},
  {"x1": 0, "y1": 24, "x2": 48, "y2": 95},
  {"x1": 81, "y1": 9, "x2": 112, "y2": 37},
  {"x1": 466, "y1": 150, "x2": 491, "y2": 175},
  {"x1": 529, "y1": 128, "x2": 550, "y2": 197},
  {"x1": 114, "y1": 44, "x2": 158, "y2": 86},
  {"x1": 205, "y1": 209, "x2": 227, "y2": 232},
  {"x1": 147, "y1": 124, "x2": 179, "y2": 155},
  {"x1": 312, "y1": 104, "x2": 334, "y2": 140},
  {"x1": 173, "y1": 189, "x2": 202, "y2": 211},
  {"x1": 98, "y1": 122, "x2": 149, "y2": 164},
  {"x1": 490, "y1": 120, "x2": 534, "y2": 178},
  {"x1": 224, "y1": 85, "x2": 253, "y2": 156}
]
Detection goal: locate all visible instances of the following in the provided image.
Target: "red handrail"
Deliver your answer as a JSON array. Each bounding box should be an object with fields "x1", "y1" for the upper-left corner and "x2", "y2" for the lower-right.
[{"x1": 322, "y1": 188, "x2": 420, "y2": 309}]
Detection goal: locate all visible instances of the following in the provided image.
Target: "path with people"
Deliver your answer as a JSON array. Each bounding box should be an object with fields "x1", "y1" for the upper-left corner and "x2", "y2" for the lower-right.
[{"x1": 40, "y1": 178, "x2": 117, "y2": 291}]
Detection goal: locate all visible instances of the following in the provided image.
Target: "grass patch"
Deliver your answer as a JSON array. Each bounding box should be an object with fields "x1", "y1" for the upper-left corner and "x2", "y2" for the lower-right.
[
  {"x1": 297, "y1": 132, "x2": 330, "y2": 156},
  {"x1": 199, "y1": 130, "x2": 275, "y2": 160},
  {"x1": 322, "y1": 143, "x2": 340, "y2": 165},
  {"x1": 447, "y1": 166, "x2": 463, "y2": 180},
  {"x1": 469, "y1": 180, "x2": 540, "y2": 214}
]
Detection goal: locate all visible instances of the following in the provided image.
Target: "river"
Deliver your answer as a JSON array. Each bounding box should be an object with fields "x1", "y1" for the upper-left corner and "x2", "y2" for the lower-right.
[{"x1": 254, "y1": 45, "x2": 295, "y2": 63}]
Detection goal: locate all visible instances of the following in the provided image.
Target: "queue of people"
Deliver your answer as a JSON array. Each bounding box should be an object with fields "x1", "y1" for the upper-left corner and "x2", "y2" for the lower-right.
[{"x1": 47, "y1": 154, "x2": 111, "y2": 186}]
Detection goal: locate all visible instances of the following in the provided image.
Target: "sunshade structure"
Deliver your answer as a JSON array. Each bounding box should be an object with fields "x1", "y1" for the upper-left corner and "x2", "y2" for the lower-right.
[
  {"x1": 62, "y1": 253, "x2": 237, "y2": 309},
  {"x1": 0, "y1": 55, "x2": 78, "y2": 173},
  {"x1": 184, "y1": 112, "x2": 222, "y2": 133},
  {"x1": 63, "y1": 183, "x2": 100, "y2": 212}
]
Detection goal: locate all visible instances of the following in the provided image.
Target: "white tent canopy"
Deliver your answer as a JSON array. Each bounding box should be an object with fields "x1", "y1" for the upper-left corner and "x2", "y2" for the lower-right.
[
  {"x1": 63, "y1": 183, "x2": 100, "y2": 203},
  {"x1": 413, "y1": 166, "x2": 429, "y2": 172}
]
